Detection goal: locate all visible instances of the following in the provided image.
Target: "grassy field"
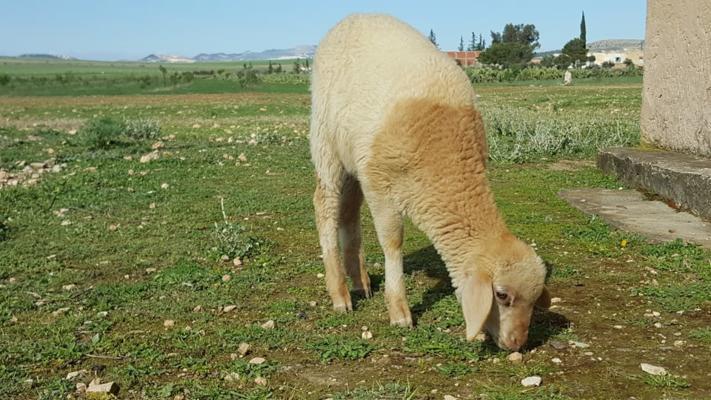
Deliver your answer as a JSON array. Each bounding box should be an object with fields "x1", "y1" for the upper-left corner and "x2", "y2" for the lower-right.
[{"x1": 1, "y1": 70, "x2": 710, "y2": 400}]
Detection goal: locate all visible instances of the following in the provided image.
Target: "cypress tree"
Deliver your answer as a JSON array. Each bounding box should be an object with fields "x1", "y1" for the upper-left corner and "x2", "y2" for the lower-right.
[{"x1": 580, "y1": 11, "x2": 587, "y2": 45}]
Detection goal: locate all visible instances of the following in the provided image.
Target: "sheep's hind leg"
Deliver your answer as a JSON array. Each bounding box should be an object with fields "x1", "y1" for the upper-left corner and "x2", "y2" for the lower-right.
[
  {"x1": 368, "y1": 196, "x2": 412, "y2": 327},
  {"x1": 314, "y1": 177, "x2": 352, "y2": 312},
  {"x1": 339, "y1": 175, "x2": 371, "y2": 299}
]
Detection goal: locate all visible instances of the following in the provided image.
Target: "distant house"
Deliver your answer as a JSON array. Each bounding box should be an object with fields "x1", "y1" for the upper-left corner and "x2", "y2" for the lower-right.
[
  {"x1": 446, "y1": 51, "x2": 481, "y2": 66},
  {"x1": 588, "y1": 49, "x2": 644, "y2": 67}
]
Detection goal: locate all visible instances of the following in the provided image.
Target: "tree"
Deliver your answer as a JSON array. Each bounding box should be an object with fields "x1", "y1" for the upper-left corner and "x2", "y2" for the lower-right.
[
  {"x1": 268, "y1": 60, "x2": 273, "y2": 74},
  {"x1": 158, "y1": 65, "x2": 167, "y2": 86},
  {"x1": 458, "y1": 36, "x2": 464, "y2": 51},
  {"x1": 580, "y1": 11, "x2": 587, "y2": 45},
  {"x1": 429, "y1": 29, "x2": 438, "y2": 48},
  {"x1": 479, "y1": 23, "x2": 539, "y2": 67},
  {"x1": 293, "y1": 59, "x2": 301, "y2": 74},
  {"x1": 561, "y1": 37, "x2": 588, "y2": 66},
  {"x1": 275, "y1": 63, "x2": 283, "y2": 73},
  {"x1": 304, "y1": 58, "x2": 310, "y2": 70}
]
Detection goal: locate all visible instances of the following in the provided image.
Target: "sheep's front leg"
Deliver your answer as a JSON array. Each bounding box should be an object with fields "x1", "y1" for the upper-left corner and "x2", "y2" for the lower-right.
[
  {"x1": 314, "y1": 180, "x2": 352, "y2": 312},
  {"x1": 369, "y1": 199, "x2": 412, "y2": 327}
]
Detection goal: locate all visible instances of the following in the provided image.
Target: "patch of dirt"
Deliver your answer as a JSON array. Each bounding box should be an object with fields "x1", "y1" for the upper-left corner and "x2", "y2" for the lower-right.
[{"x1": 548, "y1": 159, "x2": 595, "y2": 171}]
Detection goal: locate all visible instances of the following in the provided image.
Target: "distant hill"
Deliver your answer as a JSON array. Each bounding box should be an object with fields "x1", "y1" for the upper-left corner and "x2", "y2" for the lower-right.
[
  {"x1": 536, "y1": 39, "x2": 644, "y2": 57},
  {"x1": 587, "y1": 39, "x2": 644, "y2": 51},
  {"x1": 18, "y1": 54, "x2": 76, "y2": 60},
  {"x1": 141, "y1": 54, "x2": 195, "y2": 63},
  {"x1": 141, "y1": 45, "x2": 316, "y2": 63}
]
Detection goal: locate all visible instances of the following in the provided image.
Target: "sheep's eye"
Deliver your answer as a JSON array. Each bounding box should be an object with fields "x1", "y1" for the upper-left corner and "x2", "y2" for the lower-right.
[{"x1": 495, "y1": 291, "x2": 509, "y2": 302}]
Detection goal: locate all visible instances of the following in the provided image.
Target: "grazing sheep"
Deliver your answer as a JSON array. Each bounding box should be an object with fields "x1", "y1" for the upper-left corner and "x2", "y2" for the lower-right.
[{"x1": 310, "y1": 14, "x2": 550, "y2": 351}]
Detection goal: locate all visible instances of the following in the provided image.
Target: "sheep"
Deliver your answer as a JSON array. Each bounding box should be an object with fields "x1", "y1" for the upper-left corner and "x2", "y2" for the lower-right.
[{"x1": 310, "y1": 14, "x2": 550, "y2": 351}]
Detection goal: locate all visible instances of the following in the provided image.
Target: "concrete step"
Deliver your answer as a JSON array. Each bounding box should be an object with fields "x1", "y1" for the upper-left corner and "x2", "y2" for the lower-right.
[
  {"x1": 560, "y1": 189, "x2": 711, "y2": 249},
  {"x1": 597, "y1": 147, "x2": 711, "y2": 220}
]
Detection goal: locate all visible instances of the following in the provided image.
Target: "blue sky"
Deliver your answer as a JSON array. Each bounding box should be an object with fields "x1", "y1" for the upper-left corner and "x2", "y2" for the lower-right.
[{"x1": 0, "y1": 0, "x2": 646, "y2": 60}]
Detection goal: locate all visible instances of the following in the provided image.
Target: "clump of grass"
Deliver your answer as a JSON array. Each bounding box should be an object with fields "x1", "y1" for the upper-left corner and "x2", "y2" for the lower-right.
[
  {"x1": 689, "y1": 327, "x2": 711, "y2": 343},
  {"x1": 483, "y1": 107, "x2": 639, "y2": 163},
  {"x1": 643, "y1": 374, "x2": 691, "y2": 389},
  {"x1": 308, "y1": 335, "x2": 374, "y2": 362},
  {"x1": 78, "y1": 116, "x2": 161, "y2": 149},
  {"x1": 229, "y1": 358, "x2": 278, "y2": 379},
  {"x1": 212, "y1": 198, "x2": 268, "y2": 262},
  {"x1": 332, "y1": 382, "x2": 416, "y2": 400},
  {"x1": 0, "y1": 215, "x2": 9, "y2": 241},
  {"x1": 436, "y1": 362, "x2": 474, "y2": 377}
]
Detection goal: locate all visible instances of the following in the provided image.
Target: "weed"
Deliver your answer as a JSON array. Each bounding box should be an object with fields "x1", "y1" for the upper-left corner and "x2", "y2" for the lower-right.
[
  {"x1": 123, "y1": 118, "x2": 161, "y2": 140},
  {"x1": 212, "y1": 198, "x2": 269, "y2": 261},
  {"x1": 689, "y1": 327, "x2": 711, "y2": 343},
  {"x1": 436, "y1": 362, "x2": 474, "y2": 377},
  {"x1": 308, "y1": 335, "x2": 374, "y2": 362},
  {"x1": 331, "y1": 382, "x2": 417, "y2": 400},
  {"x1": 229, "y1": 358, "x2": 279, "y2": 378}
]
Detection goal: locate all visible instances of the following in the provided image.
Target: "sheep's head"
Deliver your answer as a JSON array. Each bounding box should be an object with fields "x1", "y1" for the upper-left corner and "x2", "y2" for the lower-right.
[{"x1": 458, "y1": 235, "x2": 549, "y2": 351}]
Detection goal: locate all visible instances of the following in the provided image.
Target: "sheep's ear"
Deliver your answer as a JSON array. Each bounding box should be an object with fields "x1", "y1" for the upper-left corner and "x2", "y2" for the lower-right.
[
  {"x1": 535, "y1": 286, "x2": 551, "y2": 309},
  {"x1": 461, "y1": 272, "x2": 493, "y2": 341}
]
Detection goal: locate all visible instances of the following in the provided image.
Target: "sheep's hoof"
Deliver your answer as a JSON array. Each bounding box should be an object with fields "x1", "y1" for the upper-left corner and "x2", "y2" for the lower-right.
[{"x1": 332, "y1": 298, "x2": 353, "y2": 312}]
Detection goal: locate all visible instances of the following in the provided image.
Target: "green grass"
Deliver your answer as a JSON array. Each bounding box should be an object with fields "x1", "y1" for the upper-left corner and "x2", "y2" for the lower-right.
[{"x1": 1, "y1": 76, "x2": 710, "y2": 399}]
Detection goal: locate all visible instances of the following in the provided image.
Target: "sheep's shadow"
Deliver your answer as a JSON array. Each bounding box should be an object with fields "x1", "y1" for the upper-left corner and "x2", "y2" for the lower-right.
[{"x1": 387, "y1": 244, "x2": 571, "y2": 349}]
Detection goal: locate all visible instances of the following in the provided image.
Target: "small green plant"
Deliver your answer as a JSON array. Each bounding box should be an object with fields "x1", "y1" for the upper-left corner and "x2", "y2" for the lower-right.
[
  {"x1": 689, "y1": 327, "x2": 711, "y2": 343},
  {"x1": 212, "y1": 198, "x2": 268, "y2": 261},
  {"x1": 0, "y1": 215, "x2": 9, "y2": 241},
  {"x1": 308, "y1": 335, "x2": 374, "y2": 362},
  {"x1": 436, "y1": 362, "x2": 474, "y2": 377},
  {"x1": 229, "y1": 358, "x2": 278, "y2": 379}
]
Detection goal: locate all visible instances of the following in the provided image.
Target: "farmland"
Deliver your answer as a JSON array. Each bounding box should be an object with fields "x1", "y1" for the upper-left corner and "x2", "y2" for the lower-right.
[{"x1": 0, "y1": 61, "x2": 709, "y2": 399}]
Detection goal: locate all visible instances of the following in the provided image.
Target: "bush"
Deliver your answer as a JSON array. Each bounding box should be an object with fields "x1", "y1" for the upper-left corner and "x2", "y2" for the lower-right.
[
  {"x1": 79, "y1": 117, "x2": 161, "y2": 149},
  {"x1": 465, "y1": 65, "x2": 642, "y2": 83},
  {"x1": 0, "y1": 215, "x2": 9, "y2": 241},
  {"x1": 0, "y1": 74, "x2": 10, "y2": 86}
]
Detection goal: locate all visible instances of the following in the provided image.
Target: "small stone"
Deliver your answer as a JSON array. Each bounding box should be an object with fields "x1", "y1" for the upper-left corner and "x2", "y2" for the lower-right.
[
  {"x1": 571, "y1": 341, "x2": 590, "y2": 348},
  {"x1": 193, "y1": 305, "x2": 203, "y2": 312},
  {"x1": 254, "y1": 376, "x2": 267, "y2": 386},
  {"x1": 145, "y1": 267, "x2": 157, "y2": 273},
  {"x1": 238, "y1": 342, "x2": 251, "y2": 356},
  {"x1": 316, "y1": 273, "x2": 324, "y2": 279},
  {"x1": 550, "y1": 297, "x2": 562, "y2": 304},
  {"x1": 551, "y1": 357, "x2": 562, "y2": 364},
  {"x1": 308, "y1": 301, "x2": 317, "y2": 307},
  {"x1": 173, "y1": 395, "x2": 185, "y2": 400},
  {"x1": 140, "y1": 150, "x2": 160, "y2": 163},
  {"x1": 507, "y1": 352, "x2": 523, "y2": 363},
  {"x1": 97, "y1": 311, "x2": 108, "y2": 318},
  {"x1": 549, "y1": 340, "x2": 567, "y2": 350},
  {"x1": 108, "y1": 224, "x2": 119, "y2": 231},
  {"x1": 654, "y1": 322, "x2": 662, "y2": 328},
  {"x1": 224, "y1": 372, "x2": 240, "y2": 382},
  {"x1": 86, "y1": 379, "x2": 119, "y2": 395},
  {"x1": 232, "y1": 257, "x2": 242, "y2": 267},
  {"x1": 521, "y1": 376, "x2": 542, "y2": 387},
  {"x1": 62, "y1": 284, "x2": 77, "y2": 291},
  {"x1": 222, "y1": 274, "x2": 231, "y2": 282},
  {"x1": 75, "y1": 382, "x2": 87, "y2": 393},
  {"x1": 223, "y1": 305, "x2": 237, "y2": 313},
  {"x1": 249, "y1": 357, "x2": 266, "y2": 365},
  {"x1": 163, "y1": 319, "x2": 175, "y2": 328},
  {"x1": 230, "y1": 353, "x2": 239, "y2": 361},
  {"x1": 362, "y1": 331, "x2": 373, "y2": 340},
  {"x1": 641, "y1": 363, "x2": 667, "y2": 376},
  {"x1": 60, "y1": 220, "x2": 72, "y2": 226},
  {"x1": 443, "y1": 395, "x2": 459, "y2": 400},
  {"x1": 613, "y1": 325, "x2": 623, "y2": 329},
  {"x1": 149, "y1": 202, "x2": 156, "y2": 209},
  {"x1": 261, "y1": 319, "x2": 275, "y2": 329},
  {"x1": 673, "y1": 340, "x2": 686, "y2": 347},
  {"x1": 66, "y1": 370, "x2": 87, "y2": 380},
  {"x1": 52, "y1": 307, "x2": 70, "y2": 316},
  {"x1": 652, "y1": 311, "x2": 660, "y2": 317},
  {"x1": 160, "y1": 183, "x2": 169, "y2": 190},
  {"x1": 238, "y1": 153, "x2": 248, "y2": 162}
]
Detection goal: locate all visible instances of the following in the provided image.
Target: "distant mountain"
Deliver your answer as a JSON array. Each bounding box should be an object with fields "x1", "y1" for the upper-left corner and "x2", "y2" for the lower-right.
[
  {"x1": 141, "y1": 54, "x2": 195, "y2": 63},
  {"x1": 587, "y1": 39, "x2": 644, "y2": 51},
  {"x1": 18, "y1": 53, "x2": 76, "y2": 60}
]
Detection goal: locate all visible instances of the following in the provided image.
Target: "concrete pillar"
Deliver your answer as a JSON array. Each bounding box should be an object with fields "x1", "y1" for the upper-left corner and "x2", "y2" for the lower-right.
[{"x1": 641, "y1": 0, "x2": 711, "y2": 156}]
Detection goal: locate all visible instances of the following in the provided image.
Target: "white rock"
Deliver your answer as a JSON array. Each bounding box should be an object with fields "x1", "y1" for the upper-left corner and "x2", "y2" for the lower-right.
[
  {"x1": 238, "y1": 342, "x2": 251, "y2": 356},
  {"x1": 224, "y1": 372, "x2": 240, "y2": 382},
  {"x1": 521, "y1": 376, "x2": 542, "y2": 387},
  {"x1": 308, "y1": 301, "x2": 317, "y2": 307},
  {"x1": 62, "y1": 284, "x2": 77, "y2": 291},
  {"x1": 673, "y1": 340, "x2": 686, "y2": 347},
  {"x1": 551, "y1": 357, "x2": 562, "y2": 364},
  {"x1": 254, "y1": 376, "x2": 267, "y2": 386},
  {"x1": 52, "y1": 307, "x2": 70, "y2": 316},
  {"x1": 443, "y1": 395, "x2": 459, "y2": 400},
  {"x1": 65, "y1": 370, "x2": 87, "y2": 380},
  {"x1": 160, "y1": 183, "x2": 169, "y2": 189},
  {"x1": 75, "y1": 382, "x2": 87, "y2": 393},
  {"x1": 222, "y1": 274, "x2": 231, "y2": 282},
  {"x1": 550, "y1": 297, "x2": 562, "y2": 303},
  {"x1": 97, "y1": 311, "x2": 109, "y2": 318},
  {"x1": 249, "y1": 357, "x2": 266, "y2": 365},
  {"x1": 193, "y1": 305, "x2": 203, "y2": 312},
  {"x1": 261, "y1": 319, "x2": 275, "y2": 329},
  {"x1": 570, "y1": 341, "x2": 590, "y2": 348},
  {"x1": 362, "y1": 331, "x2": 373, "y2": 340},
  {"x1": 87, "y1": 379, "x2": 119, "y2": 394},
  {"x1": 163, "y1": 319, "x2": 175, "y2": 328},
  {"x1": 223, "y1": 305, "x2": 237, "y2": 313},
  {"x1": 640, "y1": 363, "x2": 667, "y2": 376},
  {"x1": 507, "y1": 352, "x2": 523, "y2": 363},
  {"x1": 233, "y1": 257, "x2": 242, "y2": 267},
  {"x1": 316, "y1": 273, "x2": 324, "y2": 279},
  {"x1": 140, "y1": 150, "x2": 160, "y2": 163}
]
